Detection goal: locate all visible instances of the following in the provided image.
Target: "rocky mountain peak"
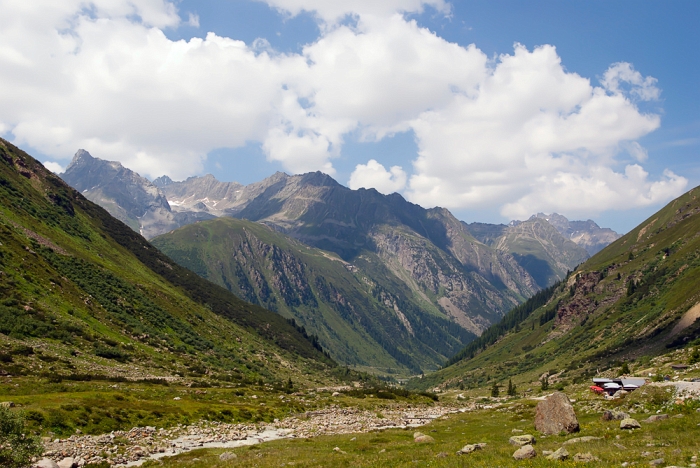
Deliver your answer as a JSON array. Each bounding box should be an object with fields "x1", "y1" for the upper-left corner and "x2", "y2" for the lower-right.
[{"x1": 152, "y1": 175, "x2": 173, "y2": 187}]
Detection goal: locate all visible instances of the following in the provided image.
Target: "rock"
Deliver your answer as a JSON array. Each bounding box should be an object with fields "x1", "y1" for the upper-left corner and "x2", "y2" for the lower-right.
[
  {"x1": 509, "y1": 434, "x2": 536, "y2": 446},
  {"x1": 562, "y1": 436, "x2": 602, "y2": 445},
  {"x1": 546, "y1": 447, "x2": 570, "y2": 461},
  {"x1": 0, "y1": 401, "x2": 14, "y2": 408},
  {"x1": 602, "y1": 410, "x2": 629, "y2": 421},
  {"x1": 643, "y1": 414, "x2": 668, "y2": 423},
  {"x1": 57, "y1": 458, "x2": 76, "y2": 468},
  {"x1": 458, "y1": 443, "x2": 486, "y2": 454},
  {"x1": 414, "y1": 435, "x2": 435, "y2": 443},
  {"x1": 649, "y1": 458, "x2": 664, "y2": 466},
  {"x1": 333, "y1": 447, "x2": 347, "y2": 454},
  {"x1": 435, "y1": 452, "x2": 449, "y2": 458},
  {"x1": 511, "y1": 428, "x2": 523, "y2": 433},
  {"x1": 513, "y1": 444, "x2": 536, "y2": 460},
  {"x1": 35, "y1": 459, "x2": 59, "y2": 468},
  {"x1": 332, "y1": 392, "x2": 340, "y2": 397},
  {"x1": 534, "y1": 392, "x2": 580, "y2": 435},
  {"x1": 573, "y1": 452, "x2": 600, "y2": 462},
  {"x1": 613, "y1": 443, "x2": 627, "y2": 450},
  {"x1": 219, "y1": 452, "x2": 238, "y2": 461},
  {"x1": 620, "y1": 418, "x2": 641, "y2": 430}
]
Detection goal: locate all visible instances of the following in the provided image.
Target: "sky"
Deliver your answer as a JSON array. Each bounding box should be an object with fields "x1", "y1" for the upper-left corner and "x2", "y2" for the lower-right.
[{"x1": 1, "y1": 0, "x2": 698, "y2": 233}]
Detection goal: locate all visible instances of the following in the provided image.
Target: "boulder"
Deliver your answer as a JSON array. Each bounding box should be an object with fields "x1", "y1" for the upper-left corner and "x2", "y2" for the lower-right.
[
  {"x1": 562, "y1": 436, "x2": 602, "y2": 445},
  {"x1": 619, "y1": 418, "x2": 641, "y2": 430},
  {"x1": 414, "y1": 434, "x2": 435, "y2": 443},
  {"x1": 35, "y1": 459, "x2": 59, "y2": 468},
  {"x1": 601, "y1": 410, "x2": 629, "y2": 421},
  {"x1": 219, "y1": 452, "x2": 238, "y2": 461},
  {"x1": 546, "y1": 447, "x2": 570, "y2": 461},
  {"x1": 457, "y1": 443, "x2": 486, "y2": 454},
  {"x1": 513, "y1": 444, "x2": 536, "y2": 460},
  {"x1": 573, "y1": 452, "x2": 600, "y2": 462},
  {"x1": 643, "y1": 414, "x2": 668, "y2": 423},
  {"x1": 534, "y1": 392, "x2": 580, "y2": 435},
  {"x1": 509, "y1": 434, "x2": 536, "y2": 446}
]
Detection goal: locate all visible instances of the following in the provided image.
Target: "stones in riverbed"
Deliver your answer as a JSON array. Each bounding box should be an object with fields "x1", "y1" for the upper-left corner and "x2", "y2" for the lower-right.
[
  {"x1": 34, "y1": 459, "x2": 59, "y2": 468},
  {"x1": 534, "y1": 392, "x2": 580, "y2": 435},
  {"x1": 509, "y1": 434, "x2": 536, "y2": 446},
  {"x1": 619, "y1": 418, "x2": 641, "y2": 430},
  {"x1": 513, "y1": 444, "x2": 536, "y2": 459}
]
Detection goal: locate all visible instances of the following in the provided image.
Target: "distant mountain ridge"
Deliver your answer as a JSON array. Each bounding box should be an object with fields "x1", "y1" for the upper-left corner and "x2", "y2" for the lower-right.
[{"x1": 530, "y1": 212, "x2": 621, "y2": 255}]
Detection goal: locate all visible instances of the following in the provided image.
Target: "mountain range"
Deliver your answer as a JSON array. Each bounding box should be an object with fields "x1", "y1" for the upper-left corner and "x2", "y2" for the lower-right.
[{"x1": 59, "y1": 150, "x2": 620, "y2": 375}]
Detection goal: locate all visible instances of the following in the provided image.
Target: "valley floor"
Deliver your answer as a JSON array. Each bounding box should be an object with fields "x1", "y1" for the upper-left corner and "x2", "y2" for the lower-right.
[{"x1": 28, "y1": 380, "x2": 700, "y2": 468}]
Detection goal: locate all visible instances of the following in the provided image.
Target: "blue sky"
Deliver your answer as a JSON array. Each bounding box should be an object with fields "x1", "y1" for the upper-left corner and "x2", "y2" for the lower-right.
[{"x1": 1, "y1": 0, "x2": 698, "y2": 233}]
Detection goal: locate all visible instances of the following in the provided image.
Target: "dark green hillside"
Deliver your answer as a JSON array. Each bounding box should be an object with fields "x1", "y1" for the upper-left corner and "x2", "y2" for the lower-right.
[
  {"x1": 152, "y1": 217, "x2": 474, "y2": 375},
  {"x1": 0, "y1": 138, "x2": 331, "y2": 386},
  {"x1": 412, "y1": 185, "x2": 700, "y2": 391}
]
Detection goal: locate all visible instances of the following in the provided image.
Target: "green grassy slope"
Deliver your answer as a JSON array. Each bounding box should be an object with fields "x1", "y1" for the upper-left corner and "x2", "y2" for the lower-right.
[
  {"x1": 0, "y1": 138, "x2": 332, "y2": 387},
  {"x1": 412, "y1": 185, "x2": 700, "y2": 391},
  {"x1": 152, "y1": 218, "x2": 474, "y2": 375}
]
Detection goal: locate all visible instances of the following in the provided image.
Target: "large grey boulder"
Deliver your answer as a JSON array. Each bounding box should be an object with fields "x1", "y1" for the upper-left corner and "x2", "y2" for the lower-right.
[
  {"x1": 513, "y1": 444, "x2": 536, "y2": 459},
  {"x1": 534, "y1": 392, "x2": 580, "y2": 435}
]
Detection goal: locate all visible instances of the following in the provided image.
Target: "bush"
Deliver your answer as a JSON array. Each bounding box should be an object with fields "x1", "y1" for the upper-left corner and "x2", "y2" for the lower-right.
[{"x1": 0, "y1": 406, "x2": 43, "y2": 468}]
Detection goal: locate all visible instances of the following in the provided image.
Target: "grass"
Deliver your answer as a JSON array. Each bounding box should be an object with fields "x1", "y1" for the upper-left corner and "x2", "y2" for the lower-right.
[{"x1": 132, "y1": 383, "x2": 700, "y2": 468}]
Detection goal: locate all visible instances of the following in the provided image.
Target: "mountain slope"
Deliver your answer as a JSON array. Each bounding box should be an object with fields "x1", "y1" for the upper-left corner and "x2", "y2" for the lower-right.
[
  {"x1": 413, "y1": 185, "x2": 700, "y2": 391},
  {"x1": 0, "y1": 138, "x2": 332, "y2": 385},
  {"x1": 152, "y1": 217, "x2": 474, "y2": 374}
]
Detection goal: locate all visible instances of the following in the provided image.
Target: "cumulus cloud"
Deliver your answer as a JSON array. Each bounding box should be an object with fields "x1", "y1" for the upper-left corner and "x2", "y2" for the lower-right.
[
  {"x1": 403, "y1": 45, "x2": 682, "y2": 217},
  {"x1": 348, "y1": 159, "x2": 407, "y2": 194},
  {"x1": 0, "y1": 0, "x2": 686, "y2": 218}
]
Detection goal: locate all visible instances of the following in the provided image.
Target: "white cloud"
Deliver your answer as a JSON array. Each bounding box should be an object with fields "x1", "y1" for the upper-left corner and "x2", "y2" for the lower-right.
[
  {"x1": 348, "y1": 159, "x2": 407, "y2": 194},
  {"x1": 0, "y1": 0, "x2": 685, "y2": 219},
  {"x1": 403, "y1": 45, "x2": 680, "y2": 217},
  {"x1": 42, "y1": 161, "x2": 66, "y2": 174},
  {"x1": 602, "y1": 62, "x2": 661, "y2": 101}
]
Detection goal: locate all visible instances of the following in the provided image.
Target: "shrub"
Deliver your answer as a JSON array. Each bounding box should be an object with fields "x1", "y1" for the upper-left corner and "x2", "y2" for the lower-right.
[{"x1": 0, "y1": 406, "x2": 43, "y2": 468}]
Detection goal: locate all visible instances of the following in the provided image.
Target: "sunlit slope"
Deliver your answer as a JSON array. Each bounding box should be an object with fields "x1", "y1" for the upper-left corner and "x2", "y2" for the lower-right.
[
  {"x1": 0, "y1": 138, "x2": 332, "y2": 385},
  {"x1": 413, "y1": 185, "x2": 700, "y2": 391}
]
